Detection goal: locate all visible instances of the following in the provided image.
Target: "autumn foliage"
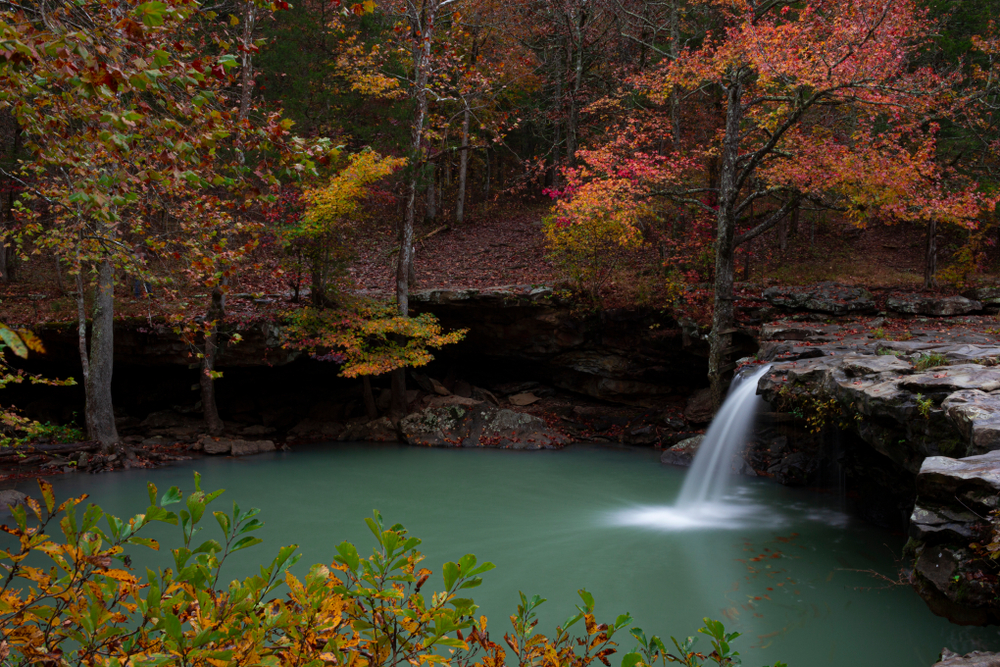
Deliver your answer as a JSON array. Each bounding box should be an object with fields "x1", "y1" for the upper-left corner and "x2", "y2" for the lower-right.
[{"x1": 0, "y1": 477, "x2": 777, "y2": 667}]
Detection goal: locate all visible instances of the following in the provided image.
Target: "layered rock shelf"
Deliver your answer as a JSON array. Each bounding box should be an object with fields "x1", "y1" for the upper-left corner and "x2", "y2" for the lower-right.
[{"x1": 754, "y1": 319, "x2": 1000, "y2": 626}]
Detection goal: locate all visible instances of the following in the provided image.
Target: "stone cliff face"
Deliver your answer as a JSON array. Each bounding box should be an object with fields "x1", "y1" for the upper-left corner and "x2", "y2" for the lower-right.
[{"x1": 754, "y1": 321, "x2": 1000, "y2": 626}]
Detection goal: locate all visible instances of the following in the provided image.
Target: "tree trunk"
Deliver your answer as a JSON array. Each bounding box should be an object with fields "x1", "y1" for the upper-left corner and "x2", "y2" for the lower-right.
[
  {"x1": 391, "y1": 10, "x2": 433, "y2": 420},
  {"x1": 425, "y1": 163, "x2": 436, "y2": 222},
  {"x1": 925, "y1": 219, "x2": 938, "y2": 288},
  {"x1": 708, "y1": 79, "x2": 744, "y2": 409},
  {"x1": 363, "y1": 376, "x2": 378, "y2": 419},
  {"x1": 552, "y1": 76, "x2": 562, "y2": 188},
  {"x1": 669, "y1": 0, "x2": 680, "y2": 146},
  {"x1": 456, "y1": 102, "x2": 471, "y2": 223},
  {"x1": 86, "y1": 258, "x2": 120, "y2": 451},
  {"x1": 200, "y1": 286, "x2": 226, "y2": 436}
]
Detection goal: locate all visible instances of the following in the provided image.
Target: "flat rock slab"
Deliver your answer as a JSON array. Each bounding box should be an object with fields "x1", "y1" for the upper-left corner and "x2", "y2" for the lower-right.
[
  {"x1": 935, "y1": 649, "x2": 1000, "y2": 667},
  {"x1": 840, "y1": 353, "x2": 912, "y2": 377},
  {"x1": 901, "y1": 366, "x2": 1000, "y2": 394},
  {"x1": 886, "y1": 293, "x2": 982, "y2": 316},
  {"x1": 763, "y1": 282, "x2": 875, "y2": 315},
  {"x1": 201, "y1": 438, "x2": 276, "y2": 456},
  {"x1": 917, "y1": 450, "x2": 1000, "y2": 513}
]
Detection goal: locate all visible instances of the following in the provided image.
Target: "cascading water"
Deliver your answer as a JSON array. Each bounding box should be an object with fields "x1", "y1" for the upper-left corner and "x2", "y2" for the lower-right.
[
  {"x1": 612, "y1": 363, "x2": 775, "y2": 530},
  {"x1": 675, "y1": 363, "x2": 773, "y2": 508}
]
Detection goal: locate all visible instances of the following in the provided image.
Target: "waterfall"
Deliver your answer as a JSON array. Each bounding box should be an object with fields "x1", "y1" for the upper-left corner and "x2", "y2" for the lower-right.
[{"x1": 675, "y1": 364, "x2": 772, "y2": 508}]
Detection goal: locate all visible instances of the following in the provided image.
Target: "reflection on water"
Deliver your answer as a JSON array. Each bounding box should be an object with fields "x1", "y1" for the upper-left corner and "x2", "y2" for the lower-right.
[{"x1": 20, "y1": 443, "x2": 1000, "y2": 667}]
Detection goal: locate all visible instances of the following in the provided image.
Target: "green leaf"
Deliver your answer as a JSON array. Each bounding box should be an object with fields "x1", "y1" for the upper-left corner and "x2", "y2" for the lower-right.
[
  {"x1": 231, "y1": 535, "x2": 263, "y2": 553},
  {"x1": 334, "y1": 541, "x2": 360, "y2": 571},
  {"x1": 621, "y1": 652, "x2": 643, "y2": 667},
  {"x1": 127, "y1": 536, "x2": 160, "y2": 551},
  {"x1": 442, "y1": 561, "x2": 459, "y2": 591},
  {"x1": 213, "y1": 511, "x2": 230, "y2": 536},
  {"x1": 161, "y1": 486, "x2": 182, "y2": 507}
]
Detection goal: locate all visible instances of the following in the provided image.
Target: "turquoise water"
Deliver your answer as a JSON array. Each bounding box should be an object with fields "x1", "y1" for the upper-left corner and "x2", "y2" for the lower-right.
[{"x1": 26, "y1": 443, "x2": 1000, "y2": 666}]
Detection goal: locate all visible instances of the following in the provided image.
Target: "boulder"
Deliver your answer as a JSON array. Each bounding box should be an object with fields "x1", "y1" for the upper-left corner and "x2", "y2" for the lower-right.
[
  {"x1": 963, "y1": 287, "x2": 1000, "y2": 307},
  {"x1": 202, "y1": 437, "x2": 233, "y2": 455},
  {"x1": 230, "y1": 440, "x2": 276, "y2": 456},
  {"x1": 399, "y1": 397, "x2": 568, "y2": 449},
  {"x1": 901, "y1": 366, "x2": 1000, "y2": 394},
  {"x1": 509, "y1": 392, "x2": 540, "y2": 406},
  {"x1": 660, "y1": 435, "x2": 704, "y2": 466},
  {"x1": 684, "y1": 388, "x2": 714, "y2": 424},
  {"x1": 0, "y1": 489, "x2": 27, "y2": 514},
  {"x1": 339, "y1": 417, "x2": 398, "y2": 443},
  {"x1": 762, "y1": 282, "x2": 875, "y2": 315},
  {"x1": 934, "y1": 649, "x2": 1000, "y2": 667},
  {"x1": 886, "y1": 294, "x2": 982, "y2": 317}
]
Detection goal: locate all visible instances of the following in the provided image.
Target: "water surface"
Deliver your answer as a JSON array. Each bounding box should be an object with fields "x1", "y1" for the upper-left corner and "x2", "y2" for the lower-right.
[{"x1": 29, "y1": 444, "x2": 1000, "y2": 666}]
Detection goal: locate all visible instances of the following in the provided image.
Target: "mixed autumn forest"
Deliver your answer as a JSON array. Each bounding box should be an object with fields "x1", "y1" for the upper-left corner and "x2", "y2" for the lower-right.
[{"x1": 0, "y1": 0, "x2": 999, "y2": 449}]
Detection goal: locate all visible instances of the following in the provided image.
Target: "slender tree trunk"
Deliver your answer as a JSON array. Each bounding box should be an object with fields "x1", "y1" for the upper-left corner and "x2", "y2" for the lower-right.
[
  {"x1": 669, "y1": 0, "x2": 680, "y2": 146},
  {"x1": 552, "y1": 76, "x2": 562, "y2": 188},
  {"x1": 200, "y1": 286, "x2": 226, "y2": 436},
  {"x1": 362, "y1": 376, "x2": 378, "y2": 419},
  {"x1": 391, "y1": 13, "x2": 433, "y2": 421},
  {"x1": 426, "y1": 163, "x2": 436, "y2": 222},
  {"x1": 925, "y1": 219, "x2": 938, "y2": 288},
  {"x1": 708, "y1": 78, "x2": 744, "y2": 409},
  {"x1": 456, "y1": 102, "x2": 471, "y2": 223},
  {"x1": 86, "y1": 258, "x2": 120, "y2": 451}
]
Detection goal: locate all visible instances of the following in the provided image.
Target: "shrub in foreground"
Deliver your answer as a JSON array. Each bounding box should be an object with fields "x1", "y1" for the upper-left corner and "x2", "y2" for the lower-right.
[{"x1": 0, "y1": 475, "x2": 785, "y2": 667}]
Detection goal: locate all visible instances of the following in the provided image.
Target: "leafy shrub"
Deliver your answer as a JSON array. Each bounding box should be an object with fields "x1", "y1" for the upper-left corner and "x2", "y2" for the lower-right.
[{"x1": 0, "y1": 476, "x2": 784, "y2": 667}]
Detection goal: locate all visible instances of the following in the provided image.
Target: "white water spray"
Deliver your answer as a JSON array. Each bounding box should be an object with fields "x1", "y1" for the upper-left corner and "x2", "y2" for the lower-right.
[
  {"x1": 676, "y1": 364, "x2": 772, "y2": 507},
  {"x1": 609, "y1": 364, "x2": 775, "y2": 531}
]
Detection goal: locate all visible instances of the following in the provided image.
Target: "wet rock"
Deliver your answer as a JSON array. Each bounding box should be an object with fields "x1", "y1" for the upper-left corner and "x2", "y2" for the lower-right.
[
  {"x1": 0, "y1": 489, "x2": 27, "y2": 514},
  {"x1": 934, "y1": 649, "x2": 1000, "y2": 667},
  {"x1": 230, "y1": 440, "x2": 276, "y2": 456},
  {"x1": 763, "y1": 282, "x2": 876, "y2": 315},
  {"x1": 766, "y1": 451, "x2": 816, "y2": 486},
  {"x1": 399, "y1": 396, "x2": 567, "y2": 449},
  {"x1": 621, "y1": 423, "x2": 658, "y2": 446},
  {"x1": 886, "y1": 294, "x2": 982, "y2": 317},
  {"x1": 684, "y1": 388, "x2": 715, "y2": 424},
  {"x1": 200, "y1": 437, "x2": 278, "y2": 456},
  {"x1": 660, "y1": 435, "x2": 703, "y2": 466}
]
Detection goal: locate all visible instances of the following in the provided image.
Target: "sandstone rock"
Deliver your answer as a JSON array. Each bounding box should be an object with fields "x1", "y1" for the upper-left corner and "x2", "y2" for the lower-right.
[
  {"x1": 509, "y1": 392, "x2": 540, "y2": 406},
  {"x1": 0, "y1": 489, "x2": 27, "y2": 514},
  {"x1": 942, "y1": 390, "x2": 1000, "y2": 455},
  {"x1": 430, "y1": 378, "x2": 450, "y2": 396},
  {"x1": 841, "y1": 353, "x2": 912, "y2": 377},
  {"x1": 141, "y1": 435, "x2": 172, "y2": 447},
  {"x1": 963, "y1": 287, "x2": 1000, "y2": 307},
  {"x1": 909, "y1": 504, "x2": 978, "y2": 543},
  {"x1": 763, "y1": 282, "x2": 875, "y2": 315},
  {"x1": 901, "y1": 366, "x2": 1000, "y2": 394},
  {"x1": 660, "y1": 435, "x2": 703, "y2": 466},
  {"x1": 202, "y1": 437, "x2": 233, "y2": 455},
  {"x1": 399, "y1": 398, "x2": 567, "y2": 449},
  {"x1": 886, "y1": 294, "x2": 982, "y2": 317},
  {"x1": 916, "y1": 451, "x2": 1000, "y2": 514},
  {"x1": 454, "y1": 380, "x2": 473, "y2": 398},
  {"x1": 231, "y1": 440, "x2": 276, "y2": 456},
  {"x1": 934, "y1": 649, "x2": 1000, "y2": 667},
  {"x1": 684, "y1": 388, "x2": 714, "y2": 424}
]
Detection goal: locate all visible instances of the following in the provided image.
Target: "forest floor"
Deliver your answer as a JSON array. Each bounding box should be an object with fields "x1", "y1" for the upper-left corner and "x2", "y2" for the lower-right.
[{"x1": 1, "y1": 198, "x2": 998, "y2": 327}]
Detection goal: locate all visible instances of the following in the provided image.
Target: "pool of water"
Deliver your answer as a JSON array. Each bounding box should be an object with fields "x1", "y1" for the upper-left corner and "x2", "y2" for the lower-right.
[{"x1": 23, "y1": 443, "x2": 1000, "y2": 666}]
